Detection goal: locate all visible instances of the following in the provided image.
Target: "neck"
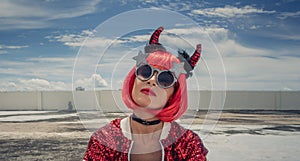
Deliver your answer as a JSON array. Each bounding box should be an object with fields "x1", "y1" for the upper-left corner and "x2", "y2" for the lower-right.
[
  {"x1": 132, "y1": 113, "x2": 161, "y2": 125},
  {"x1": 130, "y1": 111, "x2": 163, "y2": 134},
  {"x1": 133, "y1": 109, "x2": 158, "y2": 121}
]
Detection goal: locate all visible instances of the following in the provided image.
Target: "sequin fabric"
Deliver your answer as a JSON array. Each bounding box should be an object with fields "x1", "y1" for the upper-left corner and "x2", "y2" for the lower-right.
[{"x1": 83, "y1": 118, "x2": 208, "y2": 161}]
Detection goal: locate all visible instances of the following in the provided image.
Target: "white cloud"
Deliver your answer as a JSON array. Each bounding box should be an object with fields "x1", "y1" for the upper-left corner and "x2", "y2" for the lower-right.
[
  {"x1": 278, "y1": 11, "x2": 300, "y2": 19},
  {"x1": 46, "y1": 30, "x2": 126, "y2": 48},
  {"x1": 155, "y1": 26, "x2": 300, "y2": 90},
  {"x1": 46, "y1": 0, "x2": 102, "y2": 20},
  {"x1": 0, "y1": 78, "x2": 69, "y2": 91},
  {"x1": 223, "y1": 56, "x2": 300, "y2": 90},
  {"x1": 0, "y1": 1, "x2": 47, "y2": 18},
  {"x1": 2, "y1": 25, "x2": 299, "y2": 91},
  {"x1": 0, "y1": 44, "x2": 28, "y2": 49},
  {"x1": 0, "y1": 57, "x2": 75, "y2": 83},
  {"x1": 167, "y1": 27, "x2": 230, "y2": 43},
  {"x1": 127, "y1": 34, "x2": 149, "y2": 43},
  {"x1": 0, "y1": 19, "x2": 49, "y2": 30},
  {"x1": 249, "y1": 25, "x2": 259, "y2": 30},
  {"x1": 192, "y1": 5, "x2": 275, "y2": 18},
  {"x1": 216, "y1": 39, "x2": 271, "y2": 57},
  {"x1": 0, "y1": 0, "x2": 101, "y2": 30},
  {"x1": 153, "y1": 27, "x2": 274, "y2": 58},
  {"x1": 27, "y1": 57, "x2": 75, "y2": 63},
  {"x1": 0, "y1": 0, "x2": 101, "y2": 19},
  {"x1": 74, "y1": 74, "x2": 108, "y2": 90},
  {"x1": 0, "y1": 44, "x2": 28, "y2": 56},
  {"x1": 0, "y1": 56, "x2": 89, "y2": 91},
  {"x1": 48, "y1": 27, "x2": 228, "y2": 51},
  {"x1": 263, "y1": 33, "x2": 300, "y2": 41}
]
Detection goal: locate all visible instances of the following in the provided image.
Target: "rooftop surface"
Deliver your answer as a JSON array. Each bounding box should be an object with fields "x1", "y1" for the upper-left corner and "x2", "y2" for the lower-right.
[{"x1": 0, "y1": 110, "x2": 299, "y2": 161}]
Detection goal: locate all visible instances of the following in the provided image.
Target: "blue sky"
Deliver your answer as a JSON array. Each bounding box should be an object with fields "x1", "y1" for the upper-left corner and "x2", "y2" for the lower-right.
[{"x1": 0, "y1": 0, "x2": 299, "y2": 91}]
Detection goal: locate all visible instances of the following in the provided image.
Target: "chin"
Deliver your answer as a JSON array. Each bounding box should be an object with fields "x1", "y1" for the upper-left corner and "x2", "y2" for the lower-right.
[
  {"x1": 132, "y1": 93, "x2": 167, "y2": 110},
  {"x1": 143, "y1": 103, "x2": 166, "y2": 110},
  {"x1": 135, "y1": 101, "x2": 165, "y2": 110}
]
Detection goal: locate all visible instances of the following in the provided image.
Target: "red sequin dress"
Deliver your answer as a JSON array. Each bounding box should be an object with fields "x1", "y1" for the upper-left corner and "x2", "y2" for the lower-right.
[{"x1": 83, "y1": 117, "x2": 208, "y2": 161}]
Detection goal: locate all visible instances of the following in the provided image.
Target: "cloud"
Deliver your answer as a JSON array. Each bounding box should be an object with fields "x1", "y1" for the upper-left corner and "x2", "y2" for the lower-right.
[
  {"x1": 74, "y1": 74, "x2": 108, "y2": 90},
  {"x1": 55, "y1": 25, "x2": 290, "y2": 62},
  {"x1": 151, "y1": 27, "x2": 277, "y2": 58},
  {"x1": 278, "y1": 11, "x2": 300, "y2": 19},
  {"x1": 0, "y1": 0, "x2": 101, "y2": 19},
  {"x1": 0, "y1": 1, "x2": 47, "y2": 18},
  {"x1": 216, "y1": 39, "x2": 271, "y2": 57},
  {"x1": 0, "y1": 44, "x2": 28, "y2": 53},
  {"x1": 0, "y1": 0, "x2": 101, "y2": 30},
  {"x1": 0, "y1": 57, "x2": 75, "y2": 82},
  {"x1": 46, "y1": 0, "x2": 102, "y2": 20},
  {"x1": 191, "y1": 5, "x2": 275, "y2": 18},
  {"x1": 262, "y1": 33, "x2": 300, "y2": 41},
  {"x1": 46, "y1": 30, "x2": 127, "y2": 48},
  {"x1": 2, "y1": 24, "x2": 299, "y2": 91},
  {"x1": 27, "y1": 57, "x2": 75, "y2": 63},
  {"x1": 0, "y1": 19, "x2": 49, "y2": 30},
  {"x1": 223, "y1": 56, "x2": 300, "y2": 90},
  {"x1": 0, "y1": 78, "x2": 69, "y2": 91},
  {"x1": 0, "y1": 44, "x2": 28, "y2": 49},
  {"x1": 0, "y1": 55, "x2": 84, "y2": 91},
  {"x1": 47, "y1": 27, "x2": 229, "y2": 51},
  {"x1": 166, "y1": 27, "x2": 229, "y2": 42},
  {"x1": 153, "y1": 26, "x2": 300, "y2": 90}
]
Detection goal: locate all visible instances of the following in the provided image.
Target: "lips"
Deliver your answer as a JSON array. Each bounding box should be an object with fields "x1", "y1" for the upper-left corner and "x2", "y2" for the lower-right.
[{"x1": 140, "y1": 88, "x2": 156, "y2": 96}]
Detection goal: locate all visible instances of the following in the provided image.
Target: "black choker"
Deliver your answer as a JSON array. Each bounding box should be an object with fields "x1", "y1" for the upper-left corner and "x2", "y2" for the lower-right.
[{"x1": 131, "y1": 113, "x2": 161, "y2": 126}]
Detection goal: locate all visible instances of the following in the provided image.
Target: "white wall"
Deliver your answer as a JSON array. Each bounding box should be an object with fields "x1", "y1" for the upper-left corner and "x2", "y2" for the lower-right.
[
  {"x1": 280, "y1": 91, "x2": 300, "y2": 110},
  {"x1": 0, "y1": 91, "x2": 299, "y2": 111},
  {"x1": 223, "y1": 91, "x2": 276, "y2": 110},
  {"x1": 0, "y1": 91, "x2": 41, "y2": 110},
  {"x1": 42, "y1": 91, "x2": 73, "y2": 110}
]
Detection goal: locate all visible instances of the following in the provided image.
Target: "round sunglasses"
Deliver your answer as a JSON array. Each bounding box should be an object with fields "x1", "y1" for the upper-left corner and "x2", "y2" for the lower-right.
[{"x1": 135, "y1": 64, "x2": 177, "y2": 88}]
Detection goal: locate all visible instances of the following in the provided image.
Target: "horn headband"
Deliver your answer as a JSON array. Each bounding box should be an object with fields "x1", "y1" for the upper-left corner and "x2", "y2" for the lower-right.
[{"x1": 134, "y1": 26, "x2": 202, "y2": 79}]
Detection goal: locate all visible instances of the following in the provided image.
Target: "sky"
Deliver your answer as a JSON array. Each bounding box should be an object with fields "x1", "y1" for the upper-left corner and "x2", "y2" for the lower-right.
[{"x1": 0, "y1": 0, "x2": 299, "y2": 91}]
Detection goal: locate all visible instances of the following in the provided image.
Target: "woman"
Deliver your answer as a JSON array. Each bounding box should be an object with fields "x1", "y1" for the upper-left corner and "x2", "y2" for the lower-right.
[{"x1": 83, "y1": 27, "x2": 208, "y2": 161}]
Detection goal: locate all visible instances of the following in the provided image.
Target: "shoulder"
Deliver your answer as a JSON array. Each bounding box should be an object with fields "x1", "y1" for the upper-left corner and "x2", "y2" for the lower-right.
[
  {"x1": 169, "y1": 121, "x2": 204, "y2": 143},
  {"x1": 87, "y1": 118, "x2": 131, "y2": 151},
  {"x1": 167, "y1": 122, "x2": 208, "y2": 160},
  {"x1": 95, "y1": 118, "x2": 122, "y2": 132},
  {"x1": 89, "y1": 118, "x2": 131, "y2": 149},
  {"x1": 83, "y1": 118, "x2": 129, "y2": 160},
  {"x1": 91, "y1": 118, "x2": 123, "y2": 141}
]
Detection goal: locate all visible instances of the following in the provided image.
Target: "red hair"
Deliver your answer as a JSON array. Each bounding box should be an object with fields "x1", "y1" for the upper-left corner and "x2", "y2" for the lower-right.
[{"x1": 122, "y1": 51, "x2": 188, "y2": 122}]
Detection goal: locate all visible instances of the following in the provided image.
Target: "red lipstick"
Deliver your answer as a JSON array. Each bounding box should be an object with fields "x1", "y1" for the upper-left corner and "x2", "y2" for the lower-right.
[{"x1": 141, "y1": 88, "x2": 156, "y2": 96}]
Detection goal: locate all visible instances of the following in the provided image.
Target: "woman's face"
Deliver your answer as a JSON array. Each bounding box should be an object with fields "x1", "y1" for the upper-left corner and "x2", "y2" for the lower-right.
[{"x1": 132, "y1": 72, "x2": 175, "y2": 109}]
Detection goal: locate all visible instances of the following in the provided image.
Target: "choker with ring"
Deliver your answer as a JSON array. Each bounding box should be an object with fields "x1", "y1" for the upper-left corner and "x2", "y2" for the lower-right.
[{"x1": 131, "y1": 113, "x2": 161, "y2": 126}]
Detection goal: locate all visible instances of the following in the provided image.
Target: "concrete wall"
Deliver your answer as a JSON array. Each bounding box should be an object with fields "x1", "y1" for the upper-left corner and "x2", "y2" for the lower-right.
[
  {"x1": 0, "y1": 91, "x2": 41, "y2": 110},
  {"x1": 42, "y1": 91, "x2": 73, "y2": 110},
  {"x1": 0, "y1": 91, "x2": 299, "y2": 111},
  {"x1": 220, "y1": 91, "x2": 300, "y2": 110}
]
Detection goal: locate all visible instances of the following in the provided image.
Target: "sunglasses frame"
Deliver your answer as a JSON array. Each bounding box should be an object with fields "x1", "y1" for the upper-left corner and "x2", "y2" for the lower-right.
[{"x1": 135, "y1": 63, "x2": 177, "y2": 89}]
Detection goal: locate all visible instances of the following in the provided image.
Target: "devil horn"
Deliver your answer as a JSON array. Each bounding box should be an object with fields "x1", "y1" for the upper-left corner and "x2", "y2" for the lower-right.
[
  {"x1": 149, "y1": 26, "x2": 164, "y2": 44},
  {"x1": 189, "y1": 44, "x2": 202, "y2": 69}
]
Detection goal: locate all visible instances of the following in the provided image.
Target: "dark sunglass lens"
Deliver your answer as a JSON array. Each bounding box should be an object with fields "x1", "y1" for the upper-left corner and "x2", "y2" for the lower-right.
[
  {"x1": 136, "y1": 65, "x2": 152, "y2": 80},
  {"x1": 158, "y1": 71, "x2": 174, "y2": 88}
]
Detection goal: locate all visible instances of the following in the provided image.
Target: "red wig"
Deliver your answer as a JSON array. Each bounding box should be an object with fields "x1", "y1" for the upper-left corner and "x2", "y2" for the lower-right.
[{"x1": 122, "y1": 51, "x2": 188, "y2": 122}]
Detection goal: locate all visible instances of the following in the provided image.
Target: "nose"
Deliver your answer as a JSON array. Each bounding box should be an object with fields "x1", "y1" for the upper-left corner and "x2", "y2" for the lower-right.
[{"x1": 147, "y1": 72, "x2": 158, "y2": 87}]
